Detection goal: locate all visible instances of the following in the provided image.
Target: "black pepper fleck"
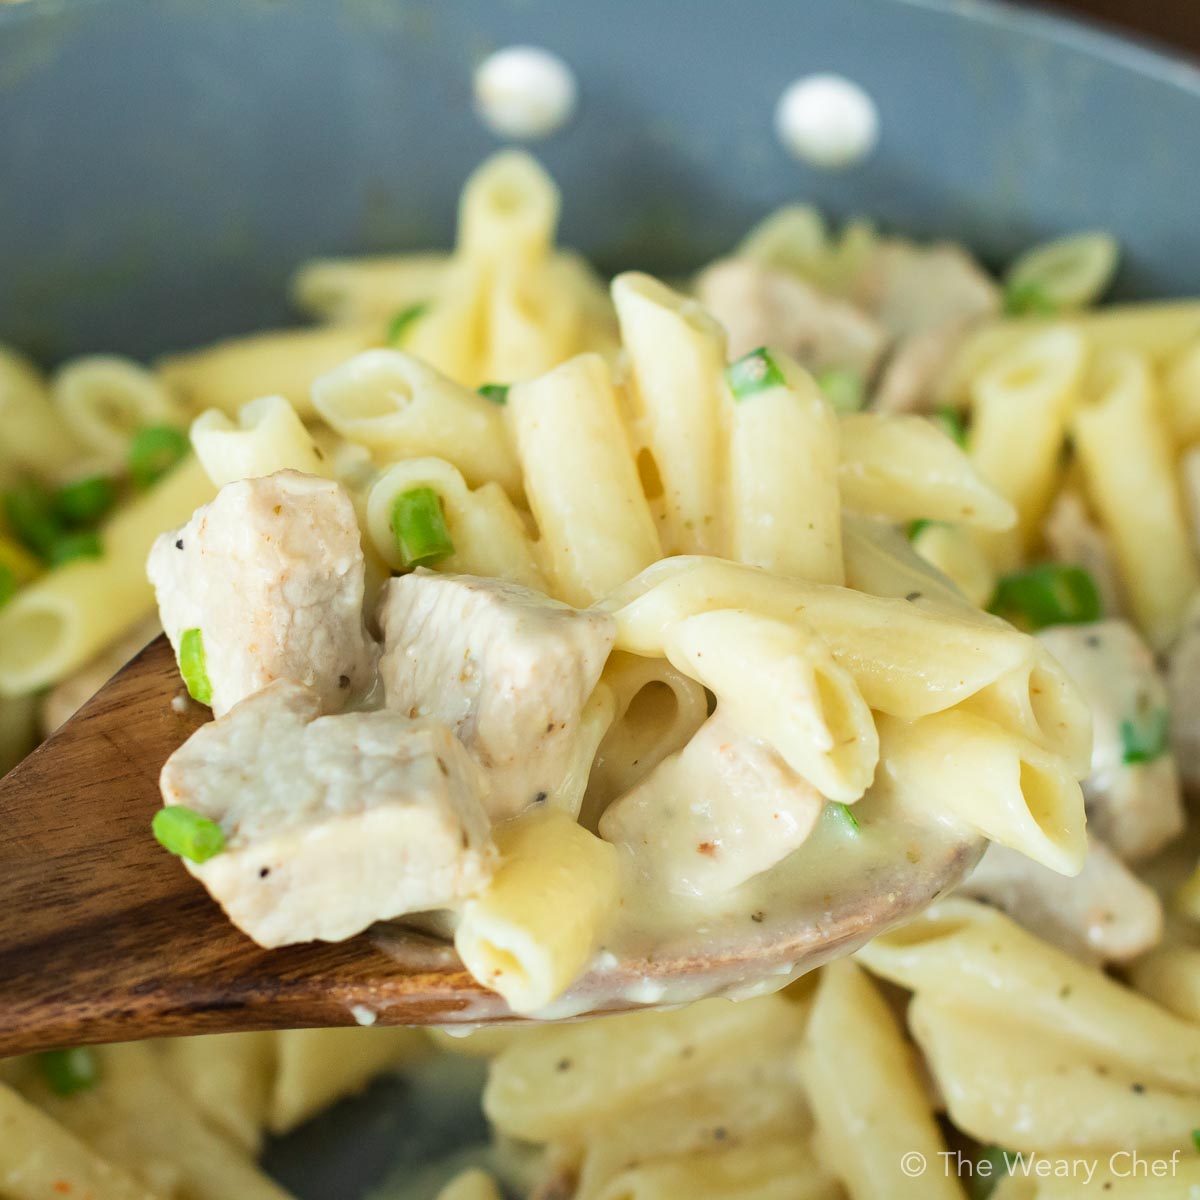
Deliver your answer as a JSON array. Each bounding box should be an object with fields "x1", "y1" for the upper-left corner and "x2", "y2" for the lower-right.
[
  {"x1": 175, "y1": 539, "x2": 184, "y2": 550},
  {"x1": 555, "y1": 1058, "x2": 572, "y2": 1072},
  {"x1": 1085, "y1": 635, "x2": 1101, "y2": 648},
  {"x1": 905, "y1": 591, "x2": 923, "y2": 602},
  {"x1": 750, "y1": 911, "x2": 765, "y2": 923},
  {"x1": 533, "y1": 791, "x2": 548, "y2": 804},
  {"x1": 338, "y1": 674, "x2": 350, "y2": 689},
  {"x1": 1131, "y1": 1082, "x2": 1145, "y2": 1094},
  {"x1": 314, "y1": 445, "x2": 325, "y2": 461},
  {"x1": 713, "y1": 1126, "x2": 727, "y2": 1141},
  {"x1": 259, "y1": 867, "x2": 270, "y2": 878}
]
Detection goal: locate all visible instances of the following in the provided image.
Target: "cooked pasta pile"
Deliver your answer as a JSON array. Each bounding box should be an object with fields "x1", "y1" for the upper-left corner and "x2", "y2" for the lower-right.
[{"x1": 2, "y1": 151, "x2": 1200, "y2": 1198}]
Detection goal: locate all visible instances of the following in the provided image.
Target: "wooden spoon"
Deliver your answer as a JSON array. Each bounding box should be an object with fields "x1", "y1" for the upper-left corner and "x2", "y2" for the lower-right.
[{"x1": 0, "y1": 635, "x2": 981, "y2": 1056}]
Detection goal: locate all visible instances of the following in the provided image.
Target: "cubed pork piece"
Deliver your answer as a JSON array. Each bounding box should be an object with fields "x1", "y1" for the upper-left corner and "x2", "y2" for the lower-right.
[
  {"x1": 871, "y1": 319, "x2": 972, "y2": 414},
  {"x1": 848, "y1": 240, "x2": 1001, "y2": 338},
  {"x1": 148, "y1": 470, "x2": 376, "y2": 716},
  {"x1": 599, "y1": 710, "x2": 825, "y2": 897},
  {"x1": 958, "y1": 837, "x2": 1163, "y2": 965},
  {"x1": 377, "y1": 572, "x2": 616, "y2": 821},
  {"x1": 1038, "y1": 620, "x2": 1183, "y2": 861},
  {"x1": 159, "y1": 680, "x2": 495, "y2": 947},
  {"x1": 695, "y1": 256, "x2": 888, "y2": 376}
]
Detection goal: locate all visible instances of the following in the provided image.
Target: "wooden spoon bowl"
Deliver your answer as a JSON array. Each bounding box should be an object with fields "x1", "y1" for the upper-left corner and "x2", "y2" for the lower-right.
[{"x1": 0, "y1": 635, "x2": 980, "y2": 1056}]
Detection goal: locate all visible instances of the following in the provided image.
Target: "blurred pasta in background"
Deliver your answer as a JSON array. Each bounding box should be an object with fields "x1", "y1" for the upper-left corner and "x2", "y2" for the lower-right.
[{"x1": 4, "y1": 151, "x2": 1200, "y2": 1198}]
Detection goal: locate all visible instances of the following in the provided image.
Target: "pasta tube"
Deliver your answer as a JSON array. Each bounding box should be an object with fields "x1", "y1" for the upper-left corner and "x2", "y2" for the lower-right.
[
  {"x1": 311, "y1": 349, "x2": 521, "y2": 498},
  {"x1": 483, "y1": 995, "x2": 804, "y2": 1142},
  {"x1": 857, "y1": 900, "x2": 1200, "y2": 1093},
  {"x1": 968, "y1": 327, "x2": 1086, "y2": 569},
  {"x1": 1072, "y1": 349, "x2": 1199, "y2": 649},
  {"x1": 190, "y1": 395, "x2": 331, "y2": 488},
  {"x1": 0, "y1": 456, "x2": 214, "y2": 695},
  {"x1": 454, "y1": 806, "x2": 619, "y2": 1013},
  {"x1": 910, "y1": 993, "x2": 1200, "y2": 1153},
  {"x1": 662, "y1": 608, "x2": 877, "y2": 802},
  {"x1": 0, "y1": 1082, "x2": 157, "y2": 1200},
  {"x1": 603, "y1": 556, "x2": 1035, "y2": 719},
  {"x1": 723, "y1": 348, "x2": 844, "y2": 583},
  {"x1": 839, "y1": 411, "x2": 1016, "y2": 530},
  {"x1": 508, "y1": 353, "x2": 661, "y2": 605},
  {"x1": 53, "y1": 355, "x2": 183, "y2": 471},
  {"x1": 594, "y1": 1140, "x2": 839, "y2": 1200},
  {"x1": 801, "y1": 960, "x2": 965, "y2": 1200},
  {"x1": 612, "y1": 273, "x2": 727, "y2": 555},
  {"x1": 939, "y1": 301, "x2": 1200, "y2": 403},
  {"x1": 873, "y1": 709, "x2": 1086, "y2": 874},
  {"x1": 366, "y1": 457, "x2": 543, "y2": 588},
  {"x1": 0, "y1": 346, "x2": 82, "y2": 477},
  {"x1": 158, "y1": 323, "x2": 382, "y2": 419},
  {"x1": 290, "y1": 252, "x2": 449, "y2": 323}
]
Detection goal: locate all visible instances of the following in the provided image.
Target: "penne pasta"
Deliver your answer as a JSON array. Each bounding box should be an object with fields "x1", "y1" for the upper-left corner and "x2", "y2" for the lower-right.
[
  {"x1": 312, "y1": 349, "x2": 521, "y2": 498},
  {"x1": 840, "y1": 411, "x2": 1016, "y2": 530},
  {"x1": 1072, "y1": 349, "x2": 1200, "y2": 649},
  {"x1": 508, "y1": 353, "x2": 661, "y2": 605},
  {"x1": 662, "y1": 607, "x2": 877, "y2": 802},
  {"x1": 723, "y1": 348, "x2": 844, "y2": 583},
  {"x1": 873, "y1": 709, "x2": 1086, "y2": 874},
  {"x1": 53, "y1": 355, "x2": 184, "y2": 472},
  {"x1": 612, "y1": 273, "x2": 727, "y2": 556},
  {"x1": 967, "y1": 327, "x2": 1086, "y2": 569},
  {"x1": 603, "y1": 555, "x2": 1038, "y2": 719},
  {"x1": 0, "y1": 456, "x2": 214, "y2": 695},
  {"x1": 366, "y1": 457, "x2": 544, "y2": 588},
  {"x1": 190, "y1": 394, "x2": 331, "y2": 488},
  {"x1": 157, "y1": 322, "x2": 383, "y2": 419},
  {"x1": 0, "y1": 345, "x2": 82, "y2": 477},
  {"x1": 455, "y1": 806, "x2": 619, "y2": 1013},
  {"x1": 801, "y1": 959, "x2": 965, "y2": 1200}
]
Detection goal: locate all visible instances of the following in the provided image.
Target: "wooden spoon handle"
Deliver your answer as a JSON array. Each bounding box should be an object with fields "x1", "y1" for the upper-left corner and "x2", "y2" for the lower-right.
[{"x1": 0, "y1": 636, "x2": 495, "y2": 1057}]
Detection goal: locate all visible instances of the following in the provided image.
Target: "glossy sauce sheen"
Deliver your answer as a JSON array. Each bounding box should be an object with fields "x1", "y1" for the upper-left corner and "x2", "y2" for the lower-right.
[{"x1": 373, "y1": 785, "x2": 980, "y2": 1022}]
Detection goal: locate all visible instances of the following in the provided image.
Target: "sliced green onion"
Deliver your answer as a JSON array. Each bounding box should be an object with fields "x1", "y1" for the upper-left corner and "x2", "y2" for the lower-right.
[
  {"x1": 3, "y1": 481, "x2": 60, "y2": 558},
  {"x1": 386, "y1": 302, "x2": 429, "y2": 346},
  {"x1": 1120, "y1": 707, "x2": 1170, "y2": 765},
  {"x1": 931, "y1": 405, "x2": 968, "y2": 448},
  {"x1": 816, "y1": 366, "x2": 865, "y2": 414},
  {"x1": 831, "y1": 802, "x2": 860, "y2": 834},
  {"x1": 725, "y1": 347, "x2": 788, "y2": 401},
  {"x1": 54, "y1": 475, "x2": 117, "y2": 527},
  {"x1": 152, "y1": 805, "x2": 225, "y2": 863},
  {"x1": 129, "y1": 425, "x2": 189, "y2": 489},
  {"x1": 478, "y1": 383, "x2": 510, "y2": 406},
  {"x1": 37, "y1": 1047, "x2": 100, "y2": 1096},
  {"x1": 969, "y1": 1146, "x2": 1017, "y2": 1199},
  {"x1": 1004, "y1": 231, "x2": 1119, "y2": 312},
  {"x1": 989, "y1": 564, "x2": 1101, "y2": 631},
  {"x1": 178, "y1": 627, "x2": 213, "y2": 706},
  {"x1": 47, "y1": 531, "x2": 103, "y2": 567},
  {"x1": 391, "y1": 486, "x2": 455, "y2": 570},
  {"x1": 906, "y1": 518, "x2": 941, "y2": 542},
  {"x1": 1003, "y1": 280, "x2": 1058, "y2": 317},
  {"x1": 0, "y1": 564, "x2": 15, "y2": 609}
]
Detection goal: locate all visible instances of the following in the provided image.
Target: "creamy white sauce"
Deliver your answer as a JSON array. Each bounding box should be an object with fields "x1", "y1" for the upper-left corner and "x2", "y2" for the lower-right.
[
  {"x1": 473, "y1": 46, "x2": 577, "y2": 141},
  {"x1": 372, "y1": 788, "x2": 979, "y2": 1024},
  {"x1": 775, "y1": 73, "x2": 879, "y2": 169},
  {"x1": 351, "y1": 1003, "x2": 378, "y2": 1026}
]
